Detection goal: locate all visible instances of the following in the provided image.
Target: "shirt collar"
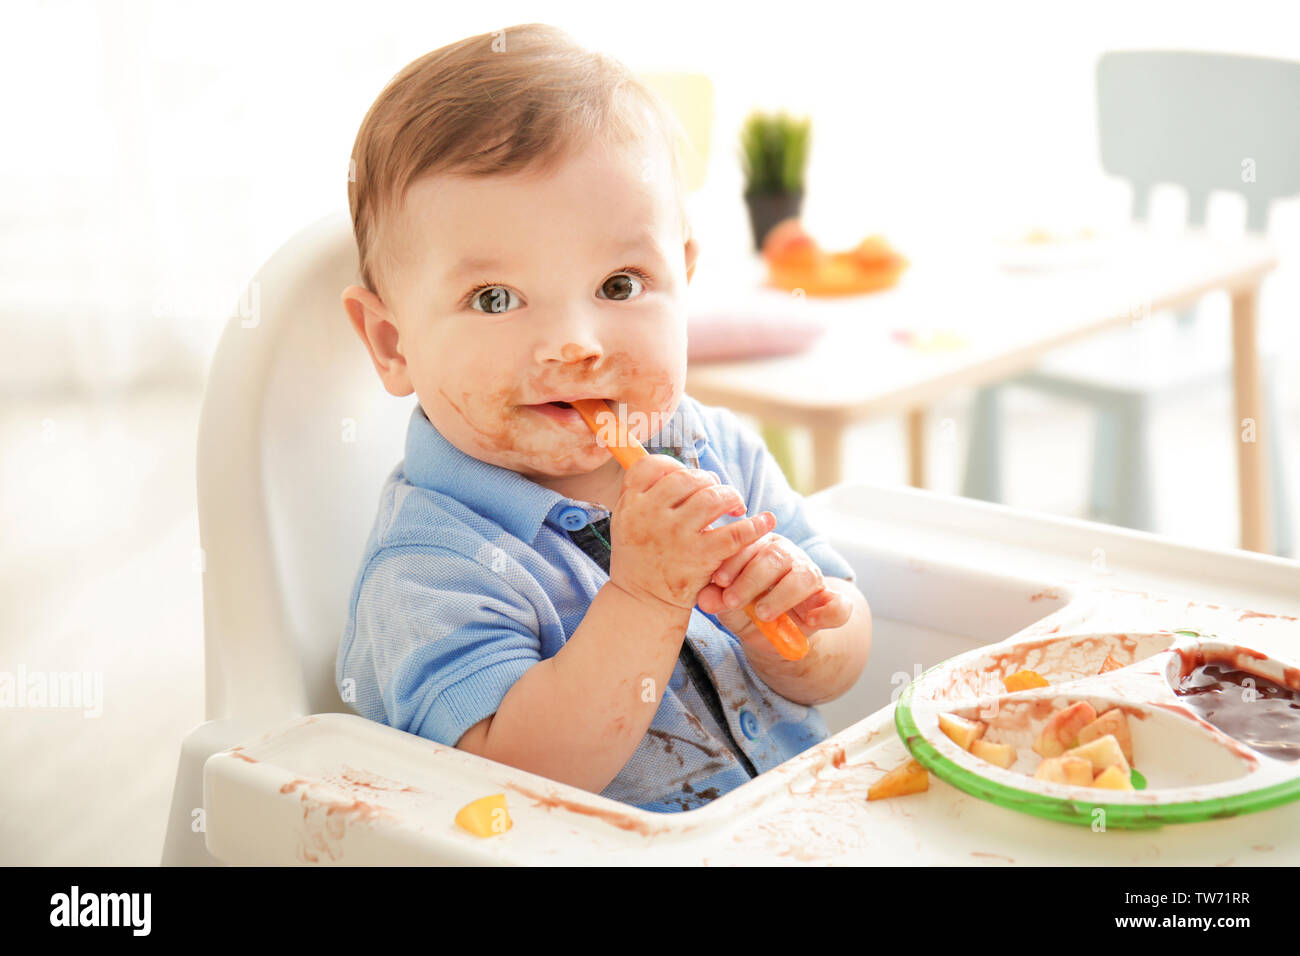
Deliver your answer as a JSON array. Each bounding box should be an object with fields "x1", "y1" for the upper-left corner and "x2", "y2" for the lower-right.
[{"x1": 402, "y1": 397, "x2": 709, "y2": 544}]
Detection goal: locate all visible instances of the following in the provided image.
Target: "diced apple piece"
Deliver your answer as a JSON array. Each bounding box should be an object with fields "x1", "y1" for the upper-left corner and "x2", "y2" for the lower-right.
[
  {"x1": 938, "y1": 712, "x2": 986, "y2": 751},
  {"x1": 454, "y1": 794, "x2": 512, "y2": 836},
  {"x1": 867, "y1": 758, "x2": 930, "y2": 800},
  {"x1": 1098, "y1": 654, "x2": 1124, "y2": 674},
  {"x1": 970, "y1": 738, "x2": 1016, "y2": 769},
  {"x1": 1091, "y1": 764, "x2": 1135, "y2": 790},
  {"x1": 1033, "y1": 755, "x2": 1094, "y2": 786},
  {"x1": 1003, "y1": 669, "x2": 1050, "y2": 692},
  {"x1": 1065, "y1": 733, "x2": 1130, "y2": 776},
  {"x1": 1077, "y1": 708, "x2": 1134, "y2": 765},
  {"x1": 1031, "y1": 701, "x2": 1098, "y2": 757}
]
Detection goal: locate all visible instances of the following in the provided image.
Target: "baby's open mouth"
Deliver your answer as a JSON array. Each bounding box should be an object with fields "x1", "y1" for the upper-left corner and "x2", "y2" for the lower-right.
[
  {"x1": 524, "y1": 397, "x2": 619, "y2": 427},
  {"x1": 524, "y1": 397, "x2": 614, "y2": 410}
]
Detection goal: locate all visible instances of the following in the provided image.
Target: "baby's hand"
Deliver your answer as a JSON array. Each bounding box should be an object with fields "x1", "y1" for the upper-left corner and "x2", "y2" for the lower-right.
[
  {"x1": 608, "y1": 455, "x2": 775, "y2": 613},
  {"x1": 695, "y1": 532, "x2": 854, "y2": 666}
]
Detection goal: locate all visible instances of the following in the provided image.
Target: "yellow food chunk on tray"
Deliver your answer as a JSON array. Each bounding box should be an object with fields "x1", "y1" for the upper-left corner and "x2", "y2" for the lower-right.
[{"x1": 455, "y1": 794, "x2": 513, "y2": 836}]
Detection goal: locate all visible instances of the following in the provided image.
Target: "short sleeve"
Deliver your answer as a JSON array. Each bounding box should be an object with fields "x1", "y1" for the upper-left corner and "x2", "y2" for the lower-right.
[
  {"x1": 351, "y1": 546, "x2": 542, "y2": 747},
  {"x1": 705, "y1": 404, "x2": 856, "y2": 583}
]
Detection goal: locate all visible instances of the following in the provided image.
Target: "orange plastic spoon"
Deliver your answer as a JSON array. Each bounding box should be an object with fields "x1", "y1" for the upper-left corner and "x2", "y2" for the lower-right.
[{"x1": 572, "y1": 399, "x2": 810, "y2": 661}]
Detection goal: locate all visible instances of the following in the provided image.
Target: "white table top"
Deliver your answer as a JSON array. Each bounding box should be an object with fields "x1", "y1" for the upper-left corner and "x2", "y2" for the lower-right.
[{"x1": 685, "y1": 228, "x2": 1278, "y2": 420}]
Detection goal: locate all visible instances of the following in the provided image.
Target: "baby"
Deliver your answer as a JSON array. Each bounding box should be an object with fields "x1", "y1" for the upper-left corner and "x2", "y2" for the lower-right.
[{"x1": 336, "y1": 23, "x2": 872, "y2": 813}]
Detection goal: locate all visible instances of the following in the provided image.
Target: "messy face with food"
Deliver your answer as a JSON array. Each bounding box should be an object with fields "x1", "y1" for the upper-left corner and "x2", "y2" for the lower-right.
[{"x1": 347, "y1": 135, "x2": 698, "y2": 504}]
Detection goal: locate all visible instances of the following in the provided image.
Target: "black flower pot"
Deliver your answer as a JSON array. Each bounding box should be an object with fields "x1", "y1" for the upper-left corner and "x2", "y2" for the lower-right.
[{"x1": 744, "y1": 190, "x2": 804, "y2": 253}]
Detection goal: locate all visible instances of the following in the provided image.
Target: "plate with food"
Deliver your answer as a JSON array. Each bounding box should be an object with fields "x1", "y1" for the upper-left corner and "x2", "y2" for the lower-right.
[{"x1": 896, "y1": 626, "x2": 1300, "y2": 828}]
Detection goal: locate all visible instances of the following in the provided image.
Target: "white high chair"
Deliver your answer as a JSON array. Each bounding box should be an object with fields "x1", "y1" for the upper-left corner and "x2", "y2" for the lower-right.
[{"x1": 161, "y1": 210, "x2": 418, "y2": 865}]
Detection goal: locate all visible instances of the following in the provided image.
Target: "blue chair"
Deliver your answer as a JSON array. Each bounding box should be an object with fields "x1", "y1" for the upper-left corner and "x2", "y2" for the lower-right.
[{"x1": 963, "y1": 51, "x2": 1299, "y2": 556}]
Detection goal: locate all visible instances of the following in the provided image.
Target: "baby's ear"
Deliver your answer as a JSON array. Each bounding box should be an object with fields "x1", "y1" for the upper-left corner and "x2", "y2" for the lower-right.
[
  {"x1": 341, "y1": 285, "x2": 413, "y2": 397},
  {"x1": 340, "y1": 285, "x2": 378, "y2": 342},
  {"x1": 683, "y1": 234, "x2": 700, "y2": 284}
]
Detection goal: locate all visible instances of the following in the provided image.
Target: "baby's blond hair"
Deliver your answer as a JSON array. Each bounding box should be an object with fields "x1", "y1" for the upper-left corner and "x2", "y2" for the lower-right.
[{"x1": 347, "y1": 22, "x2": 690, "y2": 303}]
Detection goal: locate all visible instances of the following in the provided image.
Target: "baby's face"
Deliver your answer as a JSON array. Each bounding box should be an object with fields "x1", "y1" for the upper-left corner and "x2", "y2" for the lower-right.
[{"x1": 377, "y1": 139, "x2": 697, "y2": 482}]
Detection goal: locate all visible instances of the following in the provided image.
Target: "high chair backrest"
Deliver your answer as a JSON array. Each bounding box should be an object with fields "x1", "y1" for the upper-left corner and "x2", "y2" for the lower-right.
[
  {"x1": 1097, "y1": 50, "x2": 1300, "y2": 232},
  {"x1": 197, "y1": 210, "x2": 416, "y2": 724}
]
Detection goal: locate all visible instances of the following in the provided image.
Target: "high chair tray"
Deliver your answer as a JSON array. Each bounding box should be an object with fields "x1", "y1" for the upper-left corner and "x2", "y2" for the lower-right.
[{"x1": 204, "y1": 484, "x2": 1300, "y2": 865}]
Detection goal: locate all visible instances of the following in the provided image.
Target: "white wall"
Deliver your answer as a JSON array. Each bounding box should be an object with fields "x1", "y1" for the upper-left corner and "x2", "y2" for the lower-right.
[{"x1": 3, "y1": 0, "x2": 1298, "y2": 391}]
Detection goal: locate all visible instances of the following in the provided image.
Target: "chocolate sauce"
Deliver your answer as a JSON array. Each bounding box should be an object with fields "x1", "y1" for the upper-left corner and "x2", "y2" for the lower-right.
[{"x1": 1174, "y1": 663, "x2": 1300, "y2": 761}]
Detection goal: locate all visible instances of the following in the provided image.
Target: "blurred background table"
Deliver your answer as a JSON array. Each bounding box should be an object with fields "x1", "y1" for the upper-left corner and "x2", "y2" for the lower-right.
[{"x1": 685, "y1": 227, "x2": 1279, "y2": 551}]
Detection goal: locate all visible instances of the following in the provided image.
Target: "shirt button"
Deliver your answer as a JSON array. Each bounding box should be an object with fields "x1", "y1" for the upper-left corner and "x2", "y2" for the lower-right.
[
  {"x1": 557, "y1": 506, "x2": 589, "y2": 530},
  {"x1": 739, "y1": 709, "x2": 760, "y2": 740}
]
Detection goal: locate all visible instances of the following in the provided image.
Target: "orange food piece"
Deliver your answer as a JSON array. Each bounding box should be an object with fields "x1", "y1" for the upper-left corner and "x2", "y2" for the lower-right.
[
  {"x1": 1098, "y1": 654, "x2": 1124, "y2": 674},
  {"x1": 938, "y1": 712, "x2": 986, "y2": 750},
  {"x1": 970, "y1": 738, "x2": 1016, "y2": 769},
  {"x1": 867, "y1": 758, "x2": 930, "y2": 801},
  {"x1": 1003, "y1": 669, "x2": 1050, "y2": 692},
  {"x1": 454, "y1": 794, "x2": 512, "y2": 837}
]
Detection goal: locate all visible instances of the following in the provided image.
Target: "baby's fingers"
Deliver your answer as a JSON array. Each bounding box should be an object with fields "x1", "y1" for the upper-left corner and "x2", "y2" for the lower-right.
[
  {"x1": 704, "y1": 510, "x2": 774, "y2": 560},
  {"x1": 711, "y1": 535, "x2": 764, "y2": 588},
  {"x1": 694, "y1": 582, "x2": 732, "y2": 618},
  {"x1": 751, "y1": 557, "x2": 825, "y2": 622},
  {"x1": 794, "y1": 587, "x2": 850, "y2": 630}
]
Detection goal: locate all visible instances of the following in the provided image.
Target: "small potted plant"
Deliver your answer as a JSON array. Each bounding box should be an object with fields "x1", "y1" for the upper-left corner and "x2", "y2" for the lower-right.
[{"x1": 740, "y1": 111, "x2": 812, "y2": 252}]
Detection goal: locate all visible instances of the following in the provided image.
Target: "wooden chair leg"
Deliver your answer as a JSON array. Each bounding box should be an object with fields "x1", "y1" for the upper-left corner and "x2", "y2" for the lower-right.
[
  {"x1": 907, "y1": 408, "x2": 926, "y2": 489},
  {"x1": 1232, "y1": 287, "x2": 1268, "y2": 552},
  {"x1": 809, "y1": 423, "x2": 846, "y2": 493}
]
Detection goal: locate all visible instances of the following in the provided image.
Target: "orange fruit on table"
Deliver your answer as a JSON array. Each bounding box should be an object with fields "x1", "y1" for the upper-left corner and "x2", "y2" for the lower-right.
[
  {"x1": 761, "y1": 217, "x2": 821, "y2": 270},
  {"x1": 768, "y1": 251, "x2": 907, "y2": 296},
  {"x1": 764, "y1": 226, "x2": 907, "y2": 296},
  {"x1": 853, "y1": 234, "x2": 906, "y2": 270}
]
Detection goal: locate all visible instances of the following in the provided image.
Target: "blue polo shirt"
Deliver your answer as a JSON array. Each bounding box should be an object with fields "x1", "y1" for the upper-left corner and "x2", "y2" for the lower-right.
[{"x1": 336, "y1": 392, "x2": 856, "y2": 812}]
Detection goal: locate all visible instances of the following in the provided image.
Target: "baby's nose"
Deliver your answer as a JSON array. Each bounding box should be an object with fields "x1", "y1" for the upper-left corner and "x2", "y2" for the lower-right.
[
  {"x1": 560, "y1": 343, "x2": 600, "y2": 364},
  {"x1": 535, "y1": 333, "x2": 603, "y2": 366}
]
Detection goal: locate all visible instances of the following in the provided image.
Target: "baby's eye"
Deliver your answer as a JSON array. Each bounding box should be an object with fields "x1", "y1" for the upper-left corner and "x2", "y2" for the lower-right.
[
  {"x1": 468, "y1": 286, "x2": 520, "y2": 314},
  {"x1": 598, "y1": 270, "x2": 648, "y2": 301}
]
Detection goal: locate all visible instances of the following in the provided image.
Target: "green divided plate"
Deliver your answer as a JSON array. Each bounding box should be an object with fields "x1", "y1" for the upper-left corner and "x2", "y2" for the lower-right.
[{"x1": 894, "y1": 628, "x2": 1300, "y2": 829}]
